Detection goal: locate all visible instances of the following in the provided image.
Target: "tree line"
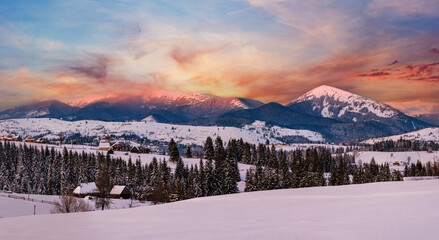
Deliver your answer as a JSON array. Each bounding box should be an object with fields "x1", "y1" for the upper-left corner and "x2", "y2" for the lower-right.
[{"x1": 2, "y1": 138, "x2": 439, "y2": 205}]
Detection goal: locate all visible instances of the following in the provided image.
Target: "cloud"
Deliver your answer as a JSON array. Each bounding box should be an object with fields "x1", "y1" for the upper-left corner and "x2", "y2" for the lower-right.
[
  {"x1": 67, "y1": 54, "x2": 113, "y2": 83},
  {"x1": 389, "y1": 60, "x2": 398, "y2": 65},
  {"x1": 1, "y1": 0, "x2": 439, "y2": 114},
  {"x1": 368, "y1": 0, "x2": 439, "y2": 17},
  {"x1": 357, "y1": 71, "x2": 391, "y2": 77},
  {"x1": 428, "y1": 48, "x2": 439, "y2": 55}
]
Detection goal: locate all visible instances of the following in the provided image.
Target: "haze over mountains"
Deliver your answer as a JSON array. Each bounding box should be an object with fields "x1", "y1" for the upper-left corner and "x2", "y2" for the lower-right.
[{"x1": 0, "y1": 85, "x2": 434, "y2": 142}]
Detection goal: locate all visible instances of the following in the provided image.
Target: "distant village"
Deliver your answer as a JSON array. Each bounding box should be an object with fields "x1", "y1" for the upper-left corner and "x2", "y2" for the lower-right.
[{"x1": 0, "y1": 132, "x2": 160, "y2": 154}]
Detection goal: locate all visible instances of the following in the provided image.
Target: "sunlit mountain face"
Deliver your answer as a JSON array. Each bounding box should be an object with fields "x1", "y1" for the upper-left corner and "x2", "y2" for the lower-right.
[{"x1": 0, "y1": 0, "x2": 438, "y2": 116}]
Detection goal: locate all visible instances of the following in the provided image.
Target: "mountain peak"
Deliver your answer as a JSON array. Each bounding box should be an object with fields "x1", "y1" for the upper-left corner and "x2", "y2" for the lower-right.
[
  {"x1": 289, "y1": 85, "x2": 399, "y2": 120},
  {"x1": 295, "y1": 85, "x2": 359, "y2": 103}
]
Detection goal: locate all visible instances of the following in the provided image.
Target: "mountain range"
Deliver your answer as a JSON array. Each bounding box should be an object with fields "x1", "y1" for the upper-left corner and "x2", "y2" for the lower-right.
[{"x1": 0, "y1": 85, "x2": 434, "y2": 142}]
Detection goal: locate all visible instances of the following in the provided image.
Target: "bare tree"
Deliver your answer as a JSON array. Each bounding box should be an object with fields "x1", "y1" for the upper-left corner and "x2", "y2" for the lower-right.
[{"x1": 51, "y1": 195, "x2": 92, "y2": 214}]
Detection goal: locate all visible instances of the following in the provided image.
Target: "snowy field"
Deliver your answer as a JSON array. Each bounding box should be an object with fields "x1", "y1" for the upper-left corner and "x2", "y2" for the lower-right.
[
  {"x1": 0, "y1": 192, "x2": 151, "y2": 218},
  {"x1": 1, "y1": 180, "x2": 438, "y2": 240},
  {"x1": 0, "y1": 118, "x2": 324, "y2": 145},
  {"x1": 363, "y1": 127, "x2": 439, "y2": 144}
]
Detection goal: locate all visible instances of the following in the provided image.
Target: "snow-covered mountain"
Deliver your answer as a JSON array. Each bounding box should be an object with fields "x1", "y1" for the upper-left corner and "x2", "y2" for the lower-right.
[
  {"x1": 287, "y1": 85, "x2": 429, "y2": 137},
  {"x1": 0, "y1": 118, "x2": 324, "y2": 145},
  {"x1": 288, "y1": 85, "x2": 400, "y2": 122},
  {"x1": 0, "y1": 91, "x2": 263, "y2": 122},
  {"x1": 0, "y1": 86, "x2": 432, "y2": 142},
  {"x1": 0, "y1": 100, "x2": 79, "y2": 120}
]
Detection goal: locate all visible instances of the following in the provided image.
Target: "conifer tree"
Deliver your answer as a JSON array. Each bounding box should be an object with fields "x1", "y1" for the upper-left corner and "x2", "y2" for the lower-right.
[
  {"x1": 186, "y1": 145, "x2": 193, "y2": 158},
  {"x1": 168, "y1": 138, "x2": 180, "y2": 163}
]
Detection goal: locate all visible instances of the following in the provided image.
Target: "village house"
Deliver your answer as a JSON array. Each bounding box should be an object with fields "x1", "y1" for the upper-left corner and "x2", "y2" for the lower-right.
[
  {"x1": 98, "y1": 140, "x2": 111, "y2": 151},
  {"x1": 24, "y1": 136, "x2": 36, "y2": 143},
  {"x1": 1, "y1": 134, "x2": 19, "y2": 141},
  {"x1": 73, "y1": 182, "x2": 99, "y2": 198},
  {"x1": 110, "y1": 185, "x2": 131, "y2": 199}
]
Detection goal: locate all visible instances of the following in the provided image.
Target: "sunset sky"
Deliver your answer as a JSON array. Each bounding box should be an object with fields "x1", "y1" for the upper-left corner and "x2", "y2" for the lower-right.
[{"x1": 0, "y1": 0, "x2": 438, "y2": 114}]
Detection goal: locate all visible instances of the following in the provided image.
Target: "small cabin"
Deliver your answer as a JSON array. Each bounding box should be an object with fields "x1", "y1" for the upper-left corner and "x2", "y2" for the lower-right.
[
  {"x1": 24, "y1": 136, "x2": 35, "y2": 143},
  {"x1": 111, "y1": 143, "x2": 125, "y2": 151},
  {"x1": 110, "y1": 185, "x2": 131, "y2": 199},
  {"x1": 73, "y1": 182, "x2": 99, "y2": 197}
]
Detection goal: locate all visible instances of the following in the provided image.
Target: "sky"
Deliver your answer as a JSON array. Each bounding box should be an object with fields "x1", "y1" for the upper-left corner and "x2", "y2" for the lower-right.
[{"x1": 0, "y1": 0, "x2": 438, "y2": 115}]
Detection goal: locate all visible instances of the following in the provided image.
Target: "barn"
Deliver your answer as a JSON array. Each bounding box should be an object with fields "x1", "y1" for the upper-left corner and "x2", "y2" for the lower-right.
[{"x1": 110, "y1": 185, "x2": 131, "y2": 199}]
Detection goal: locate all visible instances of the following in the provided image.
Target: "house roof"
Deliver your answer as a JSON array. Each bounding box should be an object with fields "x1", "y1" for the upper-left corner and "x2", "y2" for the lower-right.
[
  {"x1": 110, "y1": 185, "x2": 128, "y2": 195},
  {"x1": 99, "y1": 141, "x2": 111, "y2": 148},
  {"x1": 73, "y1": 182, "x2": 99, "y2": 195}
]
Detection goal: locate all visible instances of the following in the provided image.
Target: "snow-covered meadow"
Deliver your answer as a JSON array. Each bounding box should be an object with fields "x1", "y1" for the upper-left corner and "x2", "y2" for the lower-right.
[
  {"x1": 0, "y1": 192, "x2": 151, "y2": 218},
  {"x1": 1, "y1": 180, "x2": 438, "y2": 240},
  {"x1": 0, "y1": 118, "x2": 324, "y2": 145}
]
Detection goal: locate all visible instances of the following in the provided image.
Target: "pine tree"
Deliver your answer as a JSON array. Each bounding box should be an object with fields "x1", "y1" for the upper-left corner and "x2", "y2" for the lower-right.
[
  {"x1": 168, "y1": 138, "x2": 180, "y2": 163},
  {"x1": 203, "y1": 137, "x2": 214, "y2": 161}
]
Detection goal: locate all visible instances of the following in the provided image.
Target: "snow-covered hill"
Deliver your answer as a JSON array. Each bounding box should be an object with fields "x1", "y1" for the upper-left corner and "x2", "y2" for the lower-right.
[
  {"x1": 0, "y1": 118, "x2": 324, "y2": 145},
  {"x1": 1, "y1": 180, "x2": 438, "y2": 240},
  {"x1": 363, "y1": 127, "x2": 439, "y2": 144}
]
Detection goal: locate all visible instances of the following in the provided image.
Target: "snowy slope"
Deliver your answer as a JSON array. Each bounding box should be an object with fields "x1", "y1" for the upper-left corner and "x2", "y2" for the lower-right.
[
  {"x1": 363, "y1": 127, "x2": 439, "y2": 144},
  {"x1": 0, "y1": 118, "x2": 324, "y2": 144},
  {"x1": 1, "y1": 180, "x2": 439, "y2": 240},
  {"x1": 289, "y1": 85, "x2": 398, "y2": 120}
]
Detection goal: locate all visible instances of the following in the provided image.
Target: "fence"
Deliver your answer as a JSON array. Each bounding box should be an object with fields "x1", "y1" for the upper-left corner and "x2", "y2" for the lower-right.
[{"x1": 0, "y1": 193, "x2": 56, "y2": 205}]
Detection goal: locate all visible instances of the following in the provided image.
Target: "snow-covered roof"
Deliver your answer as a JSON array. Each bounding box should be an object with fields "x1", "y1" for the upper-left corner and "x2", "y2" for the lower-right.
[
  {"x1": 99, "y1": 141, "x2": 111, "y2": 148},
  {"x1": 110, "y1": 185, "x2": 127, "y2": 195},
  {"x1": 73, "y1": 182, "x2": 98, "y2": 195}
]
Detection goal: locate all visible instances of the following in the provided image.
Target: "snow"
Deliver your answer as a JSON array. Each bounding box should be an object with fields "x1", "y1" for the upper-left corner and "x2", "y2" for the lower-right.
[
  {"x1": 1, "y1": 180, "x2": 438, "y2": 239},
  {"x1": 25, "y1": 109, "x2": 49, "y2": 118},
  {"x1": 294, "y1": 85, "x2": 398, "y2": 119},
  {"x1": 73, "y1": 183, "x2": 98, "y2": 195},
  {"x1": 0, "y1": 118, "x2": 324, "y2": 145},
  {"x1": 0, "y1": 195, "x2": 53, "y2": 218},
  {"x1": 363, "y1": 127, "x2": 439, "y2": 144},
  {"x1": 0, "y1": 192, "x2": 151, "y2": 218}
]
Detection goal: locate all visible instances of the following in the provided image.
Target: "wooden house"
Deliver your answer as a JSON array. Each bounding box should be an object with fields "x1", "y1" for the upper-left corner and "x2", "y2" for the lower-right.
[
  {"x1": 98, "y1": 140, "x2": 111, "y2": 151},
  {"x1": 110, "y1": 185, "x2": 131, "y2": 199},
  {"x1": 24, "y1": 136, "x2": 35, "y2": 143},
  {"x1": 73, "y1": 182, "x2": 99, "y2": 198}
]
